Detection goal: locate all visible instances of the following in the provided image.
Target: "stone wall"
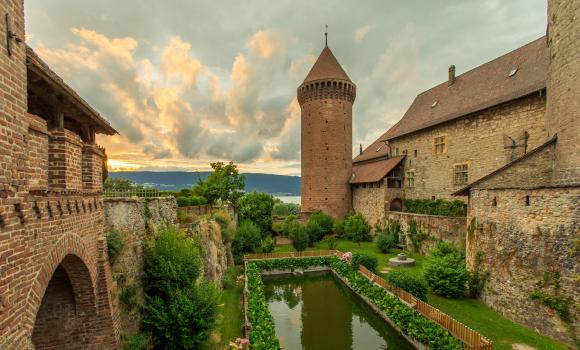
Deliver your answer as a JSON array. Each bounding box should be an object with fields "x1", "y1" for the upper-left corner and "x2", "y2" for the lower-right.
[
  {"x1": 387, "y1": 94, "x2": 548, "y2": 201},
  {"x1": 468, "y1": 186, "x2": 579, "y2": 345},
  {"x1": 385, "y1": 211, "x2": 467, "y2": 254},
  {"x1": 186, "y1": 219, "x2": 231, "y2": 286},
  {"x1": 103, "y1": 197, "x2": 177, "y2": 233},
  {"x1": 352, "y1": 185, "x2": 386, "y2": 228}
]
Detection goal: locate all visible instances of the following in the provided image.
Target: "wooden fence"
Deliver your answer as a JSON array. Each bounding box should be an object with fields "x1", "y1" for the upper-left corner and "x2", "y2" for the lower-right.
[
  {"x1": 244, "y1": 250, "x2": 340, "y2": 261},
  {"x1": 358, "y1": 265, "x2": 493, "y2": 350}
]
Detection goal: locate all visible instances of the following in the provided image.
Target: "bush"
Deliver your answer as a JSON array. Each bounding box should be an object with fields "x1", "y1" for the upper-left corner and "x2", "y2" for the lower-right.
[
  {"x1": 122, "y1": 333, "x2": 152, "y2": 350},
  {"x1": 376, "y1": 220, "x2": 401, "y2": 253},
  {"x1": 351, "y1": 252, "x2": 378, "y2": 272},
  {"x1": 141, "y1": 226, "x2": 219, "y2": 349},
  {"x1": 404, "y1": 199, "x2": 465, "y2": 217},
  {"x1": 176, "y1": 196, "x2": 208, "y2": 207},
  {"x1": 333, "y1": 219, "x2": 345, "y2": 238},
  {"x1": 106, "y1": 230, "x2": 125, "y2": 264},
  {"x1": 289, "y1": 223, "x2": 309, "y2": 252},
  {"x1": 281, "y1": 214, "x2": 299, "y2": 236},
  {"x1": 232, "y1": 220, "x2": 262, "y2": 263},
  {"x1": 308, "y1": 212, "x2": 334, "y2": 235},
  {"x1": 305, "y1": 220, "x2": 324, "y2": 246},
  {"x1": 323, "y1": 235, "x2": 338, "y2": 250},
  {"x1": 431, "y1": 240, "x2": 463, "y2": 258},
  {"x1": 386, "y1": 270, "x2": 428, "y2": 301},
  {"x1": 222, "y1": 266, "x2": 239, "y2": 289},
  {"x1": 407, "y1": 219, "x2": 428, "y2": 253},
  {"x1": 423, "y1": 253, "x2": 467, "y2": 298},
  {"x1": 271, "y1": 202, "x2": 300, "y2": 216},
  {"x1": 271, "y1": 222, "x2": 285, "y2": 236},
  {"x1": 238, "y1": 191, "x2": 275, "y2": 235},
  {"x1": 343, "y1": 214, "x2": 370, "y2": 245},
  {"x1": 260, "y1": 236, "x2": 276, "y2": 253}
]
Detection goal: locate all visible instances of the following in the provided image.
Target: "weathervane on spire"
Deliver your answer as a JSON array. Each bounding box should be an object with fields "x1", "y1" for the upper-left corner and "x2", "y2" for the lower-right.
[{"x1": 325, "y1": 24, "x2": 328, "y2": 47}]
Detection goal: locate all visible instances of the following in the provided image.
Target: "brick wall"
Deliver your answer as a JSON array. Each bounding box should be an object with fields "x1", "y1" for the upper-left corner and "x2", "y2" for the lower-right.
[
  {"x1": 299, "y1": 80, "x2": 354, "y2": 218},
  {"x1": 0, "y1": 1, "x2": 119, "y2": 348},
  {"x1": 546, "y1": 0, "x2": 580, "y2": 184},
  {"x1": 385, "y1": 94, "x2": 547, "y2": 201}
]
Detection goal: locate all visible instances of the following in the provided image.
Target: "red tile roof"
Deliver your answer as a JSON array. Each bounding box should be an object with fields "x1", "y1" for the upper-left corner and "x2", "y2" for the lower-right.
[
  {"x1": 355, "y1": 37, "x2": 548, "y2": 163},
  {"x1": 350, "y1": 156, "x2": 405, "y2": 184},
  {"x1": 303, "y1": 47, "x2": 352, "y2": 83}
]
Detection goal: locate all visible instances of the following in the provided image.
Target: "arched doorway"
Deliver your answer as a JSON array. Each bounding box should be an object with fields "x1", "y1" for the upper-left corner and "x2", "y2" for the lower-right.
[
  {"x1": 389, "y1": 198, "x2": 403, "y2": 212},
  {"x1": 32, "y1": 255, "x2": 97, "y2": 349}
]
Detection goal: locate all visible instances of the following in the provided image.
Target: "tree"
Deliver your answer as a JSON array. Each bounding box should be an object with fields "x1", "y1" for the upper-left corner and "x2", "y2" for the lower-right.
[
  {"x1": 238, "y1": 191, "x2": 274, "y2": 235},
  {"x1": 193, "y1": 162, "x2": 245, "y2": 208},
  {"x1": 343, "y1": 214, "x2": 370, "y2": 246},
  {"x1": 102, "y1": 149, "x2": 109, "y2": 184},
  {"x1": 288, "y1": 223, "x2": 308, "y2": 251}
]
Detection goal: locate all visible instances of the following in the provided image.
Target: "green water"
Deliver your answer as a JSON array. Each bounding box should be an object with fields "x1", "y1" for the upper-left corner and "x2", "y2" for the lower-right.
[{"x1": 263, "y1": 272, "x2": 414, "y2": 350}]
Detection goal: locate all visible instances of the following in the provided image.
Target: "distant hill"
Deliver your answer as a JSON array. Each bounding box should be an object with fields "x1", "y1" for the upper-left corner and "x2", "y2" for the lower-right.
[{"x1": 109, "y1": 171, "x2": 301, "y2": 195}]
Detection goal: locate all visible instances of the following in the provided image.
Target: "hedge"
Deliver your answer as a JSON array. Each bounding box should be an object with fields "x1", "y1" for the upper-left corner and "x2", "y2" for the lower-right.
[
  {"x1": 247, "y1": 257, "x2": 463, "y2": 350},
  {"x1": 403, "y1": 199, "x2": 465, "y2": 217},
  {"x1": 176, "y1": 196, "x2": 208, "y2": 207}
]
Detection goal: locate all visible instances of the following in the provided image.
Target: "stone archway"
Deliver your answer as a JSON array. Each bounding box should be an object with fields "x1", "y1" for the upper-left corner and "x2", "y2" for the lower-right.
[
  {"x1": 389, "y1": 198, "x2": 403, "y2": 212},
  {"x1": 32, "y1": 254, "x2": 98, "y2": 349}
]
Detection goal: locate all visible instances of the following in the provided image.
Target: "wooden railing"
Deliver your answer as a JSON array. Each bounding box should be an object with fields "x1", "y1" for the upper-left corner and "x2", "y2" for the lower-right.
[{"x1": 358, "y1": 265, "x2": 493, "y2": 350}]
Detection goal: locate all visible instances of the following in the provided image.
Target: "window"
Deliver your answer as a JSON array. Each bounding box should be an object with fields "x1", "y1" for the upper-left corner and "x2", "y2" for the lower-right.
[
  {"x1": 454, "y1": 164, "x2": 469, "y2": 185},
  {"x1": 433, "y1": 136, "x2": 447, "y2": 155},
  {"x1": 395, "y1": 148, "x2": 399, "y2": 156},
  {"x1": 414, "y1": 149, "x2": 418, "y2": 157},
  {"x1": 406, "y1": 171, "x2": 415, "y2": 188}
]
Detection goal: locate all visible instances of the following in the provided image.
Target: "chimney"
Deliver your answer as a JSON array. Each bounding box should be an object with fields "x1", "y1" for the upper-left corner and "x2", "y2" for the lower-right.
[
  {"x1": 448, "y1": 65, "x2": 456, "y2": 86},
  {"x1": 359, "y1": 144, "x2": 363, "y2": 155}
]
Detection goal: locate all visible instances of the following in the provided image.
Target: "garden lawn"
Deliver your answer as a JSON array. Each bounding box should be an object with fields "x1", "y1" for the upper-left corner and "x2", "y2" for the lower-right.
[
  {"x1": 200, "y1": 283, "x2": 243, "y2": 349},
  {"x1": 429, "y1": 294, "x2": 567, "y2": 350},
  {"x1": 274, "y1": 238, "x2": 567, "y2": 350}
]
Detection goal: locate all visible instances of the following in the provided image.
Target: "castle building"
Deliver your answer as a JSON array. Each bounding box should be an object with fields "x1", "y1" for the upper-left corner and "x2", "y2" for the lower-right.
[
  {"x1": 0, "y1": 1, "x2": 120, "y2": 348},
  {"x1": 347, "y1": 0, "x2": 579, "y2": 344},
  {"x1": 298, "y1": 45, "x2": 356, "y2": 218}
]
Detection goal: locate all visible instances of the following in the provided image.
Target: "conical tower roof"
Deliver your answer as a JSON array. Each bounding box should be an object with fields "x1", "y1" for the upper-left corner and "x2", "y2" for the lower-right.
[{"x1": 303, "y1": 46, "x2": 352, "y2": 83}]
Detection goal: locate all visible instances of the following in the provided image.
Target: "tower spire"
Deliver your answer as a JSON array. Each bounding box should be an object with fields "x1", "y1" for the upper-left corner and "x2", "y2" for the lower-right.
[{"x1": 325, "y1": 24, "x2": 328, "y2": 47}]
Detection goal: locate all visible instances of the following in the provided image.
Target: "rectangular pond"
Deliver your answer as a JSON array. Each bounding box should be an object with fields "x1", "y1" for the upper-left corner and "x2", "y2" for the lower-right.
[{"x1": 262, "y1": 271, "x2": 414, "y2": 350}]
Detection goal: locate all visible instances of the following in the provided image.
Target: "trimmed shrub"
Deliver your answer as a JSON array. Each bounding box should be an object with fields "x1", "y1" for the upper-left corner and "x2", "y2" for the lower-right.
[
  {"x1": 376, "y1": 232, "x2": 396, "y2": 253},
  {"x1": 260, "y1": 236, "x2": 276, "y2": 253},
  {"x1": 141, "y1": 226, "x2": 218, "y2": 349},
  {"x1": 305, "y1": 220, "x2": 324, "y2": 245},
  {"x1": 238, "y1": 191, "x2": 275, "y2": 235},
  {"x1": 308, "y1": 211, "x2": 334, "y2": 235},
  {"x1": 176, "y1": 195, "x2": 208, "y2": 207},
  {"x1": 333, "y1": 219, "x2": 345, "y2": 238},
  {"x1": 106, "y1": 230, "x2": 125, "y2": 264},
  {"x1": 423, "y1": 253, "x2": 467, "y2": 298},
  {"x1": 351, "y1": 252, "x2": 378, "y2": 272},
  {"x1": 385, "y1": 270, "x2": 428, "y2": 301},
  {"x1": 343, "y1": 214, "x2": 370, "y2": 244},
  {"x1": 323, "y1": 235, "x2": 338, "y2": 250},
  {"x1": 289, "y1": 223, "x2": 309, "y2": 252},
  {"x1": 404, "y1": 199, "x2": 465, "y2": 217},
  {"x1": 232, "y1": 220, "x2": 262, "y2": 264}
]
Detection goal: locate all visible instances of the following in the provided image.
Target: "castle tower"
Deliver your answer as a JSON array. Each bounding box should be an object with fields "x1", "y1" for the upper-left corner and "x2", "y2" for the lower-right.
[
  {"x1": 298, "y1": 45, "x2": 356, "y2": 218},
  {"x1": 546, "y1": 0, "x2": 580, "y2": 184}
]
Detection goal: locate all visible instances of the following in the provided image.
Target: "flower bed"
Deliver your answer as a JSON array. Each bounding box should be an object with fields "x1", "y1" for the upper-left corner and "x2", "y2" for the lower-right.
[{"x1": 245, "y1": 256, "x2": 463, "y2": 350}]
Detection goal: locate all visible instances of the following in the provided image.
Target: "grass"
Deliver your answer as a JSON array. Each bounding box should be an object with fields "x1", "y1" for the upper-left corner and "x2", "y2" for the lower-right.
[
  {"x1": 274, "y1": 238, "x2": 568, "y2": 350},
  {"x1": 200, "y1": 274, "x2": 244, "y2": 349}
]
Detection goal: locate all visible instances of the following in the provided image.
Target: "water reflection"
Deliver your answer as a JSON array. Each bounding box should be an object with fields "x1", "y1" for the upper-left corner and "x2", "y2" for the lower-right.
[{"x1": 263, "y1": 272, "x2": 413, "y2": 350}]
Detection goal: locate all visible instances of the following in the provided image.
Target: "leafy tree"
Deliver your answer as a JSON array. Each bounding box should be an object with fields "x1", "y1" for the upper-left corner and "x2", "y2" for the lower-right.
[
  {"x1": 104, "y1": 177, "x2": 138, "y2": 191},
  {"x1": 376, "y1": 219, "x2": 401, "y2": 253},
  {"x1": 193, "y1": 162, "x2": 245, "y2": 208},
  {"x1": 141, "y1": 226, "x2": 218, "y2": 349},
  {"x1": 260, "y1": 236, "x2": 276, "y2": 253},
  {"x1": 344, "y1": 214, "x2": 370, "y2": 246},
  {"x1": 281, "y1": 214, "x2": 299, "y2": 236},
  {"x1": 333, "y1": 219, "x2": 345, "y2": 238},
  {"x1": 271, "y1": 201, "x2": 300, "y2": 216},
  {"x1": 232, "y1": 220, "x2": 262, "y2": 263},
  {"x1": 238, "y1": 191, "x2": 274, "y2": 235},
  {"x1": 102, "y1": 149, "x2": 109, "y2": 184}
]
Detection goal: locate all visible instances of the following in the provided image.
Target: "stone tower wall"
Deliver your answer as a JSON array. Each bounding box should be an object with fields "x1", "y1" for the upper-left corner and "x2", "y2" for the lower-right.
[
  {"x1": 546, "y1": 0, "x2": 580, "y2": 183},
  {"x1": 299, "y1": 80, "x2": 355, "y2": 218}
]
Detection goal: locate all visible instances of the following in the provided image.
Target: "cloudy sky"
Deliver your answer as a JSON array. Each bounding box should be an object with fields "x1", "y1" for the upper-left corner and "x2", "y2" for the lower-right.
[{"x1": 25, "y1": 0, "x2": 547, "y2": 175}]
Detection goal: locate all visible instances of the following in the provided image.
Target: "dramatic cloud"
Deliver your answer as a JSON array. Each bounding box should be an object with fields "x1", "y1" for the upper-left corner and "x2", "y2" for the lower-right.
[{"x1": 25, "y1": 0, "x2": 547, "y2": 175}]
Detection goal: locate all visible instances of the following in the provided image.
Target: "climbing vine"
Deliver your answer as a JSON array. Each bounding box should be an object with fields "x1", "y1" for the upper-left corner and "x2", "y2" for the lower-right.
[{"x1": 530, "y1": 270, "x2": 573, "y2": 322}]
